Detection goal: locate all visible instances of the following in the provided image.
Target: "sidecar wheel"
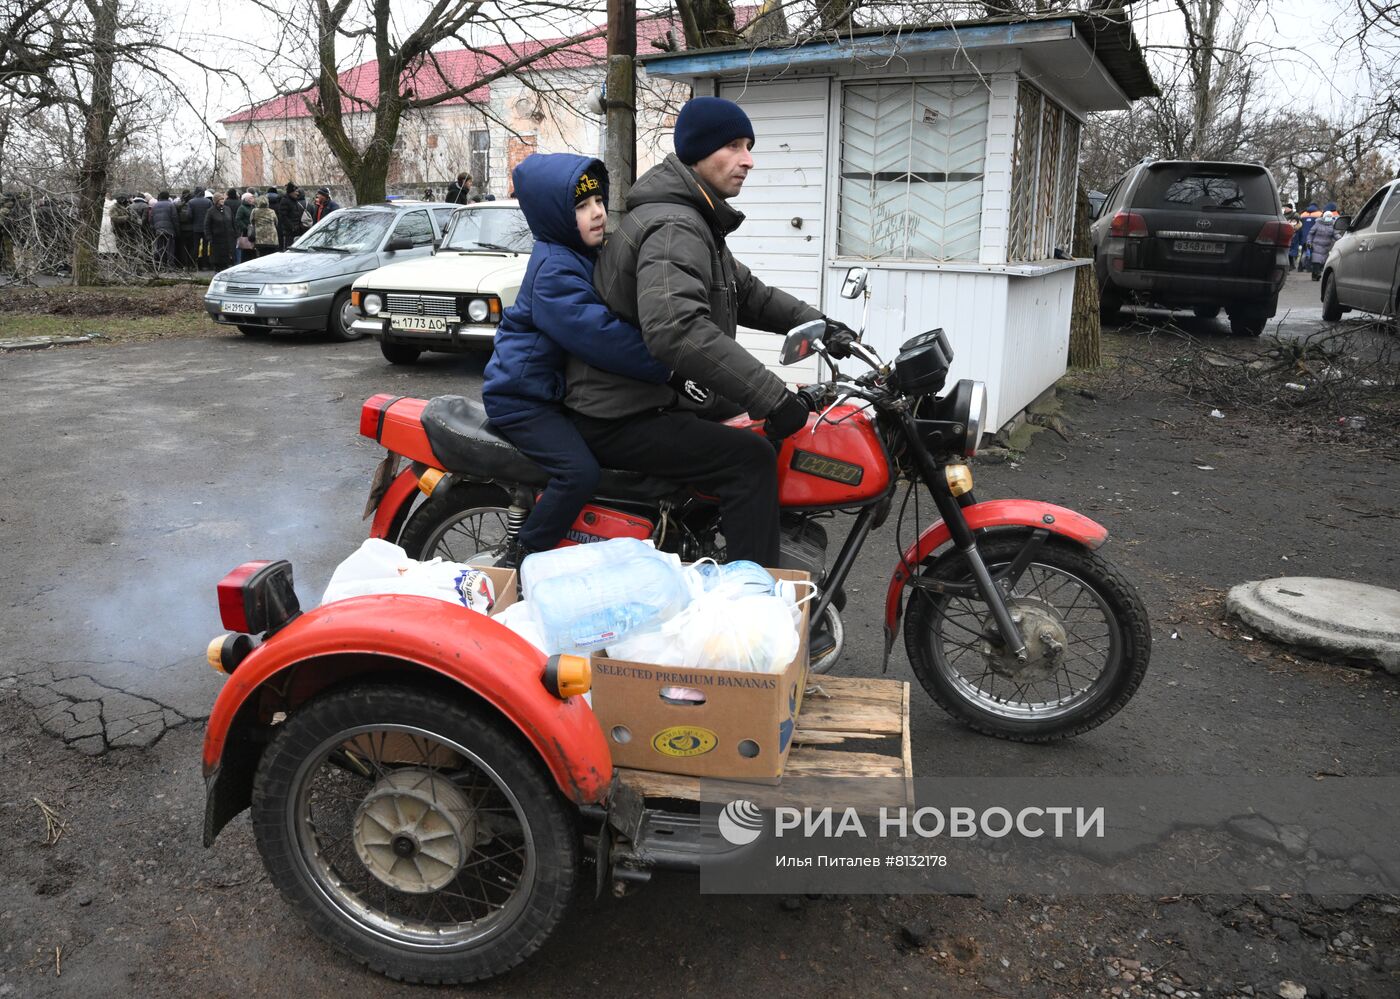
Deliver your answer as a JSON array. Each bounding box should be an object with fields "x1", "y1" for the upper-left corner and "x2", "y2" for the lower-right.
[
  {"x1": 904, "y1": 532, "x2": 1151, "y2": 742},
  {"x1": 397, "y1": 482, "x2": 512, "y2": 562},
  {"x1": 250, "y1": 685, "x2": 579, "y2": 984}
]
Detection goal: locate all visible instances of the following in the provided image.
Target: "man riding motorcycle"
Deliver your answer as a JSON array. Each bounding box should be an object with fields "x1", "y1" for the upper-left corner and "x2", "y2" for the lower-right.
[{"x1": 566, "y1": 97, "x2": 858, "y2": 567}]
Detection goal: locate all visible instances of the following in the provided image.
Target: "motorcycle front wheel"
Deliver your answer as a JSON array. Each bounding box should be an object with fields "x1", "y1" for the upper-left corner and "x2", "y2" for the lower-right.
[
  {"x1": 397, "y1": 482, "x2": 511, "y2": 562},
  {"x1": 904, "y1": 532, "x2": 1151, "y2": 742},
  {"x1": 250, "y1": 685, "x2": 579, "y2": 984}
]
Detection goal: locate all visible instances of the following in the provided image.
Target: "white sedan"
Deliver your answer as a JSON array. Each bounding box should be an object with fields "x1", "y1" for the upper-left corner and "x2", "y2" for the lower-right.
[{"x1": 351, "y1": 201, "x2": 532, "y2": 363}]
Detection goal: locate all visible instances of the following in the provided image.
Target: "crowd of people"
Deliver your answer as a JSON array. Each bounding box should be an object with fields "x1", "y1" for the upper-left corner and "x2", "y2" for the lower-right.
[
  {"x1": 1282, "y1": 200, "x2": 1344, "y2": 281},
  {"x1": 105, "y1": 182, "x2": 341, "y2": 271}
]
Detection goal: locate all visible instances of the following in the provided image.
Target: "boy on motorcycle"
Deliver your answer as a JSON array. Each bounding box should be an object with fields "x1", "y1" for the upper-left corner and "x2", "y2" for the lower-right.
[
  {"x1": 566, "y1": 98, "x2": 858, "y2": 565},
  {"x1": 482, "y1": 154, "x2": 677, "y2": 568}
]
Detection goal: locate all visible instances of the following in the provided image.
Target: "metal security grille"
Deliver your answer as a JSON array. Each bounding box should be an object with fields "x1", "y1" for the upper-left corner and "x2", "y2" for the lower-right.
[
  {"x1": 1008, "y1": 84, "x2": 1080, "y2": 262},
  {"x1": 837, "y1": 80, "x2": 990, "y2": 262},
  {"x1": 385, "y1": 293, "x2": 458, "y2": 317}
]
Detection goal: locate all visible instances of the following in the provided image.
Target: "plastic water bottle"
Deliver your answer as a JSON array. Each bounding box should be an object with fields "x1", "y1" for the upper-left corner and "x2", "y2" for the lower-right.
[
  {"x1": 521, "y1": 537, "x2": 659, "y2": 601},
  {"x1": 531, "y1": 555, "x2": 688, "y2": 654},
  {"x1": 688, "y1": 559, "x2": 775, "y2": 597}
]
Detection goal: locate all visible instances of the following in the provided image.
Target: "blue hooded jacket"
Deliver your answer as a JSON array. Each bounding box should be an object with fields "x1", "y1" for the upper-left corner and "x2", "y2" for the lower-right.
[{"x1": 482, "y1": 154, "x2": 669, "y2": 422}]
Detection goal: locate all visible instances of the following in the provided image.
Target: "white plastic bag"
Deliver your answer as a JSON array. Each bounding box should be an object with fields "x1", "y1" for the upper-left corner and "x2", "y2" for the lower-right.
[
  {"x1": 321, "y1": 538, "x2": 496, "y2": 613},
  {"x1": 608, "y1": 591, "x2": 799, "y2": 673},
  {"x1": 495, "y1": 600, "x2": 547, "y2": 653}
]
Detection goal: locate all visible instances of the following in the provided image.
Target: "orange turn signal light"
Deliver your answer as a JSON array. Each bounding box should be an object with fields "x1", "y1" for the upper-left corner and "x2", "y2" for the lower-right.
[
  {"x1": 417, "y1": 467, "x2": 446, "y2": 496},
  {"x1": 350, "y1": 290, "x2": 362, "y2": 308},
  {"x1": 207, "y1": 633, "x2": 254, "y2": 675},
  {"x1": 543, "y1": 654, "x2": 592, "y2": 699}
]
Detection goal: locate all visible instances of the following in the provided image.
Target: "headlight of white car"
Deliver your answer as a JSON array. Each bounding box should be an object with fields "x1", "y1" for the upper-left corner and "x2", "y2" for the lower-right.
[
  {"x1": 467, "y1": 298, "x2": 490, "y2": 322},
  {"x1": 263, "y1": 283, "x2": 311, "y2": 298},
  {"x1": 208, "y1": 279, "x2": 228, "y2": 296},
  {"x1": 362, "y1": 293, "x2": 383, "y2": 316}
]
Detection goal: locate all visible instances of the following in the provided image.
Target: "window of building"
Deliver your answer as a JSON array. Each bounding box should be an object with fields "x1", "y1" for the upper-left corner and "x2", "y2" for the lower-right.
[
  {"x1": 1007, "y1": 84, "x2": 1081, "y2": 261},
  {"x1": 283, "y1": 139, "x2": 296, "y2": 158},
  {"x1": 836, "y1": 80, "x2": 990, "y2": 262},
  {"x1": 470, "y1": 129, "x2": 491, "y2": 193},
  {"x1": 427, "y1": 134, "x2": 439, "y2": 150}
]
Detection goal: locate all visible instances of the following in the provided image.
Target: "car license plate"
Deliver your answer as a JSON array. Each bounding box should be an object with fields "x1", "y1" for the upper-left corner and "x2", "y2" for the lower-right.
[
  {"x1": 1172, "y1": 239, "x2": 1225, "y2": 255},
  {"x1": 222, "y1": 301, "x2": 256, "y2": 315},
  {"x1": 389, "y1": 315, "x2": 451, "y2": 332}
]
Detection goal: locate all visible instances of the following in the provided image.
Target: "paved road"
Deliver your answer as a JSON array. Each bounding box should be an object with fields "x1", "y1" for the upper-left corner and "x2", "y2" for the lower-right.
[{"x1": 0, "y1": 331, "x2": 492, "y2": 749}]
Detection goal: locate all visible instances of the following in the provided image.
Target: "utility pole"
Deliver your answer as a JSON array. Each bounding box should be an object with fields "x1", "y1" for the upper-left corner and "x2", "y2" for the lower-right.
[{"x1": 605, "y1": 0, "x2": 636, "y2": 221}]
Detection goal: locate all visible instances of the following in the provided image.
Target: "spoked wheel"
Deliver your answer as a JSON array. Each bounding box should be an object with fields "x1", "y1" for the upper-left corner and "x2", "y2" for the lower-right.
[
  {"x1": 904, "y1": 533, "x2": 1151, "y2": 742},
  {"x1": 397, "y1": 483, "x2": 512, "y2": 562},
  {"x1": 251, "y1": 685, "x2": 578, "y2": 984}
]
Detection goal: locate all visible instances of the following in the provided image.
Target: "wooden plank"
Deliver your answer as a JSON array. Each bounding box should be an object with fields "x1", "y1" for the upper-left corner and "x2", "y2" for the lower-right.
[{"x1": 901, "y1": 682, "x2": 914, "y2": 807}]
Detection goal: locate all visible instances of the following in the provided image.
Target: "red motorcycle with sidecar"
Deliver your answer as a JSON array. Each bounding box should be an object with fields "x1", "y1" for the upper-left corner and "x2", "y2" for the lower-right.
[{"x1": 200, "y1": 267, "x2": 1150, "y2": 983}]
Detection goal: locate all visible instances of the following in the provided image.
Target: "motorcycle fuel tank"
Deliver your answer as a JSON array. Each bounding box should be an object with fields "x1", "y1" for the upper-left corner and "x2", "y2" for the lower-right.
[{"x1": 732, "y1": 406, "x2": 891, "y2": 508}]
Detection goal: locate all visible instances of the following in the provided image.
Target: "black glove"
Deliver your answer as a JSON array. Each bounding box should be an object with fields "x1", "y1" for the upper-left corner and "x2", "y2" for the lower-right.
[
  {"x1": 667, "y1": 372, "x2": 713, "y2": 406},
  {"x1": 763, "y1": 391, "x2": 809, "y2": 441},
  {"x1": 821, "y1": 318, "x2": 859, "y2": 359}
]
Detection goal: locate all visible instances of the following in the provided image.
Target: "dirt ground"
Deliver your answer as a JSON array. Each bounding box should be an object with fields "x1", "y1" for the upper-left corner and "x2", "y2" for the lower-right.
[{"x1": 2, "y1": 308, "x2": 1399, "y2": 998}]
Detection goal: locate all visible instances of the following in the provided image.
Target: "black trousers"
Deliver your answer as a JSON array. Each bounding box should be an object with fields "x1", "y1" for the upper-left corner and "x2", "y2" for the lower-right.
[
  {"x1": 570, "y1": 408, "x2": 780, "y2": 566},
  {"x1": 491, "y1": 407, "x2": 600, "y2": 553}
]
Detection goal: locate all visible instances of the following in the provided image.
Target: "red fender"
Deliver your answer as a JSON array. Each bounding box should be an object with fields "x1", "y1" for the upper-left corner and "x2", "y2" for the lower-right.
[
  {"x1": 203, "y1": 594, "x2": 612, "y2": 804},
  {"x1": 883, "y1": 499, "x2": 1109, "y2": 640},
  {"x1": 369, "y1": 467, "x2": 422, "y2": 540}
]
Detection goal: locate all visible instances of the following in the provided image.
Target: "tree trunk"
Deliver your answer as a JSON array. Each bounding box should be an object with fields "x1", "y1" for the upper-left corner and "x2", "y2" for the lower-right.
[
  {"x1": 72, "y1": 0, "x2": 118, "y2": 286},
  {"x1": 1067, "y1": 183, "x2": 1102, "y2": 369}
]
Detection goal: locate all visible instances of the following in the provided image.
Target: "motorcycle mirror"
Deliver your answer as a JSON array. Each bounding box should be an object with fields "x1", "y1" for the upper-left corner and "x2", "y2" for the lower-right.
[
  {"x1": 840, "y1": 266, "x2": 868, "y2": 300},
  {"x1": 780, "y1": 319, "x2": 826, "y2": 365}
]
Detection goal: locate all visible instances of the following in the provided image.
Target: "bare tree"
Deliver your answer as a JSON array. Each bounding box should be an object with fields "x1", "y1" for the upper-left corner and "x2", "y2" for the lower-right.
[{"x1": 237, "y1": 0, "x2": 621, "y2": 204}]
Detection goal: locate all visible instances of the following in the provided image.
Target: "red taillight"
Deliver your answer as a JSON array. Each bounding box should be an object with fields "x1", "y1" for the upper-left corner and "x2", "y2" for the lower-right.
[
  {"x1": 1108, "y1": 211, "x2": 1148, "y2": 238},
  {"x1": 216, "y1": 560, "x2": 301, "y2": 636},
  {"x1": 360, "y1": 393, "x2": 397, "y2": 440},
  {"x1": 1256, "y1": 221, "x2": 1294, "y2": 247}
]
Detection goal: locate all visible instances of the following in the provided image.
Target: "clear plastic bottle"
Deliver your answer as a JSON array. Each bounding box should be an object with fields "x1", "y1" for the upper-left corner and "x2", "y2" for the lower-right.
[
  {"x1": 531, "y1": 554, "x2": 689, "y2": 654},
  {"x1": 521, "y1": 537, "x2": 659, "y2": 601}
]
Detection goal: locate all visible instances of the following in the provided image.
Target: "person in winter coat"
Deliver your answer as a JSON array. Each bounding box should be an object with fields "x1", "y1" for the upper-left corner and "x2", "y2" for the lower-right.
[
  {"x1": 447, "y1": 172, "x2": 472, "y2": 204},
  {"x1": 1297, "y1": 203, "x2": 1322, "y2": 270},
  {"x1": 308, "y1": 187, "x2": 338, "y2": 225},
  {"x1": 187, "y1": 189, "x2": 213, "y2": 266},
  {"x1": 204, "y1": 192, "x2": 232, "y2": 271},
  {"x1": 481, "y1": 154, "x2": 675, "y2": 567},
  {"x1": 566, "y1": 97, "x2": 857, "y2": 567},
  {"x1": 251, "y1": 195, "x2": 280, "y2": 257},
  {"x1": 175, "y1": 189, "x2": 198, "y2": 269},
  {"x1": 275, "y1": 184, "x2": 305, "y2": 249},
  {"x1": 234, "y1": 192, "x2": 256, "y2": 262},
  {"x1": 1308, "y1": 211, "x2": 1340, "y2": 279},
  {"x1": 148, "y1": 191, "x2": 177, "y2": 270}
]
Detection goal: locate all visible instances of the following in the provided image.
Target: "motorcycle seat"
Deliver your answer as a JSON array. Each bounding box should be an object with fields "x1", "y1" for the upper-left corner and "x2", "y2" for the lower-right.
[{"x1": 420, "y1": 395, "x2": 682, "y2": 502}]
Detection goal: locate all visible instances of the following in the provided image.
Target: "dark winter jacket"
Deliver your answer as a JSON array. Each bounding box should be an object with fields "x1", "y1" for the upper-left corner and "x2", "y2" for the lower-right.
[
  {"x1": 276, "y1": 193, "x2": 306, "y2": 241},
  {"x1": 308, "y1": 198, "x2": 339, "y2": 225},
  {"x1": 187, "y1": 195, "x2": 213, "y2": 234},
  {"x1": 1308, "y1": 218, "x2": 1339, "y2": 264},
  {"x1": 482, "y1": 154, "x2": 669, "y2": 423},
  {"x1": 149, "y1": 197, "x2": 177, "y2": 235},
  {"x1": 567, "y1": 153, "x2": 821, "y2": 421},
  {"x1": 235, "y1": 201, "x2": 254, "y2": 238},
  {"x1": 204, "y1": 204, "x2": 231, "y2": 243},
  {"x1": 447, "y1": 179, "x2": 472, "y2": 204}
]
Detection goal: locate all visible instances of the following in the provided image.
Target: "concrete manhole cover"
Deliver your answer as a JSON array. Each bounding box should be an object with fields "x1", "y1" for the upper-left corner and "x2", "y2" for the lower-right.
[{"x1": 1226, "y1": 577, "x2": 1400, "y2": 672}]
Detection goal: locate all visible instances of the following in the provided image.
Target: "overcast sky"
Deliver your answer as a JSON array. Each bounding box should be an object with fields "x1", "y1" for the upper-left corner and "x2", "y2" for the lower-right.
[{"x1": 154, "y1": 0, "x2": 1383, "y2": 163}]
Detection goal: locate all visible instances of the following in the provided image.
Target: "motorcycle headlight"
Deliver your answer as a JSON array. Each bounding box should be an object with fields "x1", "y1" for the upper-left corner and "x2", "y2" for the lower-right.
[
  {"x1": 208, "y1": 279, "x2": 228, "y2": 296},
  {"x1": 263, "y1": 282, "x2": 310, "y2": 298},
  {"x1": 362, "y1": 293, "x2": 383, "y2": 316},
  {"x1": 955, "y1": 380, "x2": 988, "y2": 457},
  {"x1": 467, "y1": 298, "x2": 489, "y2": 323}
]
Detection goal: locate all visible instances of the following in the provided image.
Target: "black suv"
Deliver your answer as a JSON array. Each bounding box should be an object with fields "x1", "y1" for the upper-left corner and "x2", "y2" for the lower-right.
[{"x1": 1090, "y1": 160, "x2": 1291, "y2": 336}]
